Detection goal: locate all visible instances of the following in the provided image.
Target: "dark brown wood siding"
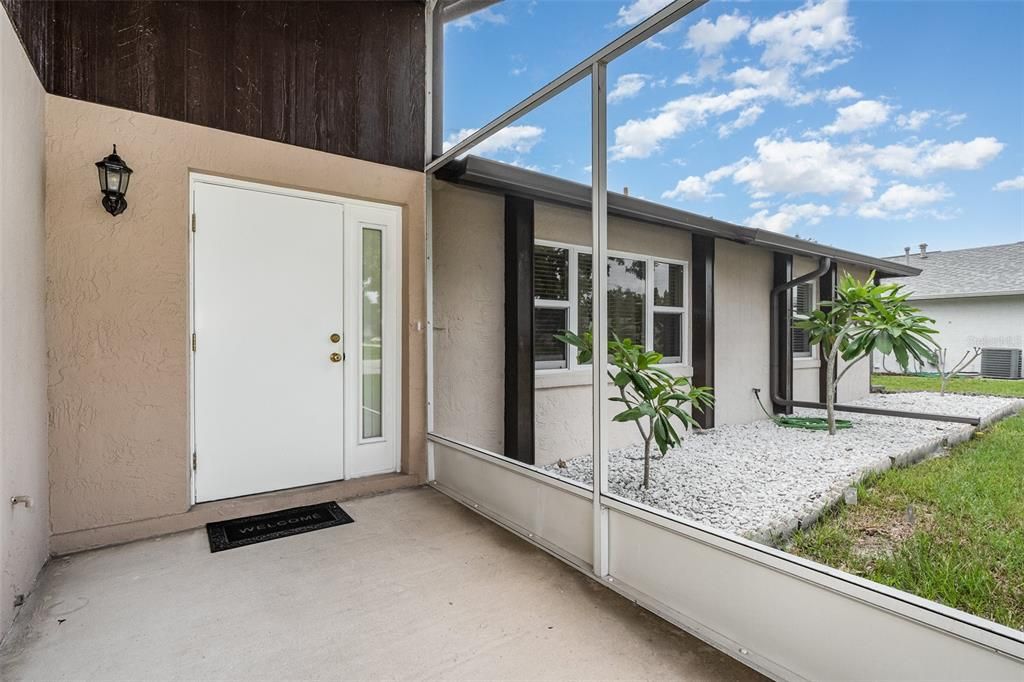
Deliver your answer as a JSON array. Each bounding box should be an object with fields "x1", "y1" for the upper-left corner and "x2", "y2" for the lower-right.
[{"x1": 2, "y1": 0, "x2": 425, "y2": 171}]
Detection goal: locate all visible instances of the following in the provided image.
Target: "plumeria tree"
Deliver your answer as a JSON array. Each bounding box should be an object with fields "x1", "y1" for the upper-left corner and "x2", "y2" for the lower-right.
[
  {"x1": 555, "y1": 330, "x2": 714, "y2": 489},
  {"x1": 935, "y1": 346, "x2": 982, "y2": 395},
  {"x1": 795, "y1": 272, "x2": 938, "y2": 435}
]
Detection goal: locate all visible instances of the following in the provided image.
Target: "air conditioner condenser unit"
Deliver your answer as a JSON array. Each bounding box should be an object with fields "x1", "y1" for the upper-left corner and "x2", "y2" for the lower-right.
[{"x1": 980, "y1": 348, "x2": 1022, "y2": 379}]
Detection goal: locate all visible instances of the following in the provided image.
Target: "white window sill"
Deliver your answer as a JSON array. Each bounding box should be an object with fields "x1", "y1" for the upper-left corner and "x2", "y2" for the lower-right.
[
  {"x1": 793, "y1": 357, "x2": 820, "y2": 370},
  {"x1": 535, "y1": 364, "x2": 694, "y2": 390}
]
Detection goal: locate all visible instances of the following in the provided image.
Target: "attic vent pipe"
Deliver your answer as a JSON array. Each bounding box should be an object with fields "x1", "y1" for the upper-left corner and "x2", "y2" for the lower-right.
[
  {"x1": 623, "y1": 186, "x2": 630, "y2": 196},
  {"x1": 919, "y1": 242, "x2": 928, "y2": 258},
  {"x1": 904, "y1": 246, "x2": 911, "y2": 265}
]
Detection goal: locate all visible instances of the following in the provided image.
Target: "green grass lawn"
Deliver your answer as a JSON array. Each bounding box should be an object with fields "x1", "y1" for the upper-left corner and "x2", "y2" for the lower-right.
[
  {"x1": 873, "y1": 373, "x2": 1024, "y2": 398},
  {"x1": 788, "y1": 412, "x2": 1024, "y2": 630}
]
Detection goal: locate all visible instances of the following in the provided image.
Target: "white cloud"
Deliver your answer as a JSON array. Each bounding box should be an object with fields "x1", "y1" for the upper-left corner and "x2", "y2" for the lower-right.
[
  {"x1": 615, "y1": 0, "x2": 670, "y2": 27},
  {"x1": 857, "y1": 183, "x2": 951, "y2": 219},
  {"x1": 611, "y1": 88, "x2": 766, "y2": 159},
  {"x1": 896, "y1": 109, "x2": 932, "y2": 131},
  {"x1": 718, "y1": 105, "x2": 764, "y2": 138},
  {"x1": 944, "y1": 112, "x2": 967, "y2": 129},
  {"x1": 731, "y1": 136, "x2": 877, "y2": 201},
  {"x1": 644, "y1": 38, "x2": 669, "y2": 51},
  {"x1": 662, "y1": 176, "x2": 719, "y2": 201},
  {"x1": 449, "y1": 7, "x2": 507, "y2": 30},
  {"x1": 802, "y1": 56, "x2": 851, "y2": 76},
  {"x1": 685, "y1": 12, "x2": 751, "y2": 55},
  {"x1": 747, "y1": 203, "x2": 833, "y2": 232},
  {"x1": 872, "y1": 137, "x2": 1004, "y2": 176},
  {"x1": 820, "y1": 99, "x2": 891, "y2": 135},
  {"x1": 994, "y1": 175, "x2": 1024, "y2": 191},
  {"x1": 824, "y1": 85, "x2": 861, "y2": 101},
  {"x1": 609, "y1": 73, "x2": 650, "y2": 103},
  {"x1": 748, "y1": 0, "x2": 854, "y2": 69},
  {"x1": 612, "y1": 67, "x2": 801, "y2": 160},
  {"x1": 443, "y1": 125, "x2": 545, "y2": 156}
]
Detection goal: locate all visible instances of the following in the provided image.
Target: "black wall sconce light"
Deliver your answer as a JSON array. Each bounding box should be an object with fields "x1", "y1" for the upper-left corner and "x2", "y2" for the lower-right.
[{"x1": 95, "y1": 145, "x2": 133, "y2": 216}]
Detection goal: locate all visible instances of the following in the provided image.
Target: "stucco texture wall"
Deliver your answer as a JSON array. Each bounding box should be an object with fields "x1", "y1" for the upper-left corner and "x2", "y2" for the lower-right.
[
  {"x1": 430, "y1": 181, "x2": 878, "y2": 464},
  {"x1": 713, "y1": 241, "x2": 773, "y2": 425},
  {"x1": 45, "y1": 95, "x2": 426, "y2": 538},
  {"x1": 1, "y1": 8, "x2": 48, "y2": 637},
  {"x1": 431, "y1": 182, "x2": 693, "y2": 466}
]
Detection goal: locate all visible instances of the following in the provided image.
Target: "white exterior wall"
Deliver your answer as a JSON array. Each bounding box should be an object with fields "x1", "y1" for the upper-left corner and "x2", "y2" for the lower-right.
[
  {"x1": 0, "y1": 9, "x2": 49, "y2": 639},
  {"x1": 874, "y1": 295, "x2": 1024, "y2": 375}
]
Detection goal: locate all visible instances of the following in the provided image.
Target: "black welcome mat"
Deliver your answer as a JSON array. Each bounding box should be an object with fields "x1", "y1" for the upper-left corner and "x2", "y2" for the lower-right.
[{"x1": 206, "y1": 501, "x2": 353, "y2": 552}]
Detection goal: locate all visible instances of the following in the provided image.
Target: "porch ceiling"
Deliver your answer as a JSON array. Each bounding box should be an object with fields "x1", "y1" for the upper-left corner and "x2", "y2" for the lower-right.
[{"x1": 0, "y1": 487, "x2": 760, "y2": 681}]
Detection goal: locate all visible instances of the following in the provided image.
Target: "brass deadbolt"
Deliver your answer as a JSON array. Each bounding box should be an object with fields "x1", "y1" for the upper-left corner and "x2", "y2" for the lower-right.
[
  {"x1": 330, "y1": 333, "x2": 341, "y2": 343},
  {"x1": 330, "y1": 352, "x2": 343, "y2": 363}
]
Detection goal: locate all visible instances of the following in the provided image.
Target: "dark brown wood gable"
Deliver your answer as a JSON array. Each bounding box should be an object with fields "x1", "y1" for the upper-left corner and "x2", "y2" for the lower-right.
[{"x1": 1, "y1": 0, "x2": 425, "y2": 171}]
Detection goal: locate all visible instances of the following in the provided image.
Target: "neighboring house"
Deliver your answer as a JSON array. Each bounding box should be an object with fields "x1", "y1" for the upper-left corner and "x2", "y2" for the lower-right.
[{"x1": 876, "y1": 242, "x2": 1024, "y2": 375}]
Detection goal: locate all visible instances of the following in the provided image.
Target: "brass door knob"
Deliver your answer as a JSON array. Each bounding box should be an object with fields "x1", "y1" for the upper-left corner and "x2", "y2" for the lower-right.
[{"x1": 330, "y1": 352, "x2": 343, "y2": 363}]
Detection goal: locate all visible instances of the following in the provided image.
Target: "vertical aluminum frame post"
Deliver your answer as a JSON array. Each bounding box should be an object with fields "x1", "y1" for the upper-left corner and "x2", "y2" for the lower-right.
[{"x1": 591, "y1": 61, "x2": 609, "y2": 577}]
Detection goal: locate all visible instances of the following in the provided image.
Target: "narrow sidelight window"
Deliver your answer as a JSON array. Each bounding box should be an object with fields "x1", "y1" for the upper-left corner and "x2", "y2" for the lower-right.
[{"x1": 362, "y1": 228, "x2": 384, "y2": 438}]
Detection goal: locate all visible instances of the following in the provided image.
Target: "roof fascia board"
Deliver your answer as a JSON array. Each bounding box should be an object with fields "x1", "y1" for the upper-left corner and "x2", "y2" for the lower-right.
[
  {"x1": 439, "y1": 155, "x2": 921, "y2": 278},
  {"x1": 903, "y1": 290, "x2": 1024, "y2": 301}
]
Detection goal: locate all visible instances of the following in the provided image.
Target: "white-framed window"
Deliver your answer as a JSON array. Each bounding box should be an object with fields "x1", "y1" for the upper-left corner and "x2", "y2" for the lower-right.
[
  {"x1": 533, "y1": 239, "x2": 688, "y2": 372},
  {"x1": 792, "y1": 281, "x2": 815, "y2": 359}
]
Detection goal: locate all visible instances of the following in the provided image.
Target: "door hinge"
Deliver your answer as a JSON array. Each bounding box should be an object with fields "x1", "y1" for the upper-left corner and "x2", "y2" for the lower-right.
[
  {"x1": 192, "y1": 452, "x2": 197, "y2": 470},
  {"x1": 191, "y1": 333, "x2": 196, "y2": 352},
  {"x1": 191, "y1": 213, "x2": 197, "y2": 232}
]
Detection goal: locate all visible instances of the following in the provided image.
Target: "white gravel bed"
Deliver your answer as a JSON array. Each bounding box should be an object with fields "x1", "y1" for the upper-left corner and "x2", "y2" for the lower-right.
[{"x1": 544, "y1": 392, "x2": 1023, "y2": 544}]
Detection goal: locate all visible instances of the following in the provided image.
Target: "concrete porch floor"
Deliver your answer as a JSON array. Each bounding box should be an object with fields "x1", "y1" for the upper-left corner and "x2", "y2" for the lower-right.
[{"x1": 1, "y1": 486, "x2": 761, "y2": 681}]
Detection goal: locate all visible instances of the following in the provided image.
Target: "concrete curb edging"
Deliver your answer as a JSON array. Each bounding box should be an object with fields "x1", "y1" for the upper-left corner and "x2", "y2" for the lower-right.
[{"x1": 761, "y1": 400, "x2": 1024, "y2": 547}]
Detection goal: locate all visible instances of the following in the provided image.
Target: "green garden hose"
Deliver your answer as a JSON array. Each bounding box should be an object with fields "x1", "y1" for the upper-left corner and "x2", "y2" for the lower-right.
[{"x1": 753, "y1": 389, "x2": 853, "y2": 430}]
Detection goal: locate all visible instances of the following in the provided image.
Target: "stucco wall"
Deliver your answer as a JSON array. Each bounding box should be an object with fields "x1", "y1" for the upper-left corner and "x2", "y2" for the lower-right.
[
  {"x1": 431, "y1": 181, "x2": 506, "y2": 454},
  {"x1": 45, "y1": 95, "x2": 426, "y2": 539},
  {"x1": 430, "y1": 182, "x2": 878, "y2": 465},
  {"x1": 432, "y1": 181, "x2": 692, "y2": 466},
  {"x1": 714, "y1": 241, "x2": 773, "y2": 425},
  {"x1": 1, "y1": 8, "x2": 48, "y2": 638},
  {"x1": 874, "y1": 295, "x2": 1024, "y2": 375}
]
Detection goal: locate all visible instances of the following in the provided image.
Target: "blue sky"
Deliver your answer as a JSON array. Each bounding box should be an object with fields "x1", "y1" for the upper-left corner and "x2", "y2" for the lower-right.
[{"x1": 443, "y1": 0, "x2": 1024, "y2": 257}]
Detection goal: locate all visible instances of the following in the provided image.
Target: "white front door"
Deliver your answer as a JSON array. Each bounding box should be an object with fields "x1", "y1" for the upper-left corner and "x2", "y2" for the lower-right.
[{"x1": 191, "y1": 178, "x2": 400, "y2": 503}]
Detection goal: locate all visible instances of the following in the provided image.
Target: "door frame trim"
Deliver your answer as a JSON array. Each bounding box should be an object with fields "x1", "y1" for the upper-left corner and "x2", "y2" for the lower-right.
[{"x1": 188, "y1": 173, "x2": 404, "y2": 505}]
